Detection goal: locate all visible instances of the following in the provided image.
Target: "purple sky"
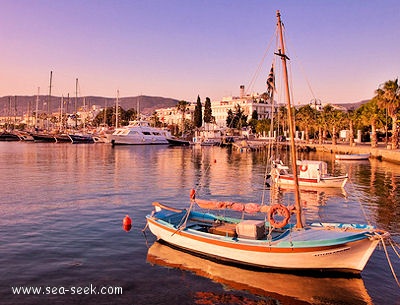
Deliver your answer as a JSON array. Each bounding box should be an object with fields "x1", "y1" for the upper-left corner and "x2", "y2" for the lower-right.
[{"x1": 0, "y1": 0, "x2": 399, "y2": 105}]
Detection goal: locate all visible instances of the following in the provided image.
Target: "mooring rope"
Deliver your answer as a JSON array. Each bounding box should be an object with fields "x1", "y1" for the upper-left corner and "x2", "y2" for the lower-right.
[{"x1": 379, "y1": 234, "x2": 400, "y2": 287}]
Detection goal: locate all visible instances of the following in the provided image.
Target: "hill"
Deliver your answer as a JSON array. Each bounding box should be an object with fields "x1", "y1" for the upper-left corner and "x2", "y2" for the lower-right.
[{"x1": 0, "y1": 95, "x2": 179, "y2": 116}]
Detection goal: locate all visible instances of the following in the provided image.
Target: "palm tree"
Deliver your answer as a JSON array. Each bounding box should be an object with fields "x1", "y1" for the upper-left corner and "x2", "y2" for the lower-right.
[
  {"x1": 321, "y1": 105, "x2": 345, "y2": 145},
  {"x1": 357, "y1": 98, "x2": 385, "y2": 148},
  {"x1": 375, "y1": 79, "x2": 400, "y2": 149},
  {"x1": 296, "y1": 105, "x2": 317, "y2": 143}
]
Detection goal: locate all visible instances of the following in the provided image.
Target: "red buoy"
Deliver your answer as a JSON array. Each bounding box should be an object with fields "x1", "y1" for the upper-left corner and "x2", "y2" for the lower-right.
[
  {"x1": 190, "y1": 189, "x2": 196, "y2": 200},
  {"x1": 123, "y1": 215, "x2": 132, "y2": 232}
]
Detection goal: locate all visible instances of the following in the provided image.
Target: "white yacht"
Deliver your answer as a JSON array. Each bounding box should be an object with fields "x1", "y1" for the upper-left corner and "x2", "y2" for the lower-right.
[{"x1": 110, "y1": 121, "x2": 171, "y2": 145}]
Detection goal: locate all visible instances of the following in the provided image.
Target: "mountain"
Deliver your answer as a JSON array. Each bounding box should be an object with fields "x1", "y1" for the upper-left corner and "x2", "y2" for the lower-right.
[{"x1": 0, "y1": 95, "x2": 179, "y2": 116}]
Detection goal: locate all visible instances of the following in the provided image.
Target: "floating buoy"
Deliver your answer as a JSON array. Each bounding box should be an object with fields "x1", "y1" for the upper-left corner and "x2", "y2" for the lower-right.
[
  {"x1": 190, "y1": 189, "x2": 196, "y2": 200},
  {"x1": 123, "y1": 215, "x2": 132, "y2": 232}
]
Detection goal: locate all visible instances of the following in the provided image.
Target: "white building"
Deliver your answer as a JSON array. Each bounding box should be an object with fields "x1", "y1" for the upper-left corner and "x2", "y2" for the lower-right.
[
  {"x1": 155, "y1": 85, "x2": 273, "y2": 128},
  {"x1": 212, "y1": 85, "x2": 273, "y2": 127}
]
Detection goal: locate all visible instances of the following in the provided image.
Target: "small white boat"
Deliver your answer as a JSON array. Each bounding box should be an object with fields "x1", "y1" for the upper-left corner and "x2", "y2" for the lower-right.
[
  {"x1": 110, "y1": 121, "x2": 171, "y2": 145},
  {"x1": 335, "y1": 153, "x2": 370, "y2": 160},
  {"x1": 271, "y1": 160, "x2": 348, "y2": 188}
]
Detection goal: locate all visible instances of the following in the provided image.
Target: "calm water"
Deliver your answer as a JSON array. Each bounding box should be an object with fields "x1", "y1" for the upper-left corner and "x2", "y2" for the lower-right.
[{"x1": 0, "y1": 142, "x2": 399, "y2": 305}]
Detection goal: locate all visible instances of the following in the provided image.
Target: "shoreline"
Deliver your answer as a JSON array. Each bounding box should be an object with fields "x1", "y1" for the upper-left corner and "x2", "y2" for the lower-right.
[{"x1": 302, "y1": 142, "x2": 400, "y2": 164}]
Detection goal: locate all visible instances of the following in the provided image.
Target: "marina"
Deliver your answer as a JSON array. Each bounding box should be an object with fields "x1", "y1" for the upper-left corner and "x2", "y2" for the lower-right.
[
  {"x1": 0, "y1": 4, "x2": 399, "y2": 305},
  {"x1": 0, "y1": 142, "x2": 399, "y2": 304}
]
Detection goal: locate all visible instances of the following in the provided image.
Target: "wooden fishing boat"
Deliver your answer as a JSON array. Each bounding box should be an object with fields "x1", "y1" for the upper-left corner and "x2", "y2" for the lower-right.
[
  {"x1": 335, "y1": 153, "x2": 370, "y2": 160},
  {"x1": 145, "y1": 10, "x2": 389, "y2": 274}
]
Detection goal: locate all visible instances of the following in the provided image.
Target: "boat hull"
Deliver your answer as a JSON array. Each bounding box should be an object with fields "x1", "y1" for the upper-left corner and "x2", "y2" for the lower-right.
[
  {"x1": 274, "y1": 175, "x2": 348, "y2": 188},
  {"x1": 146, "y1": 209, "x2": 385, "y2": 273},
  {"x1": 335, "y1": 154, "x2": 370, "y2": 160},
  {"x1": 111, "y1": 137, "x2": 169, "y2": 145}
]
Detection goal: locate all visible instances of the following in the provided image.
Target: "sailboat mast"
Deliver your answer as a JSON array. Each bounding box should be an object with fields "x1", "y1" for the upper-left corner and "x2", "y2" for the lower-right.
[
  {"x1": 276, "y1": 10, "x2": 303, "y2": 228},
  {"x1": 115, "y1": 90, "x2": 119, "y2": 128},
  {"x1": 47, "y1": 71, "x2": 53, "y2": 131},
  {"x1": 35, "y1": 87, "x2": 39, "y2": 129}
]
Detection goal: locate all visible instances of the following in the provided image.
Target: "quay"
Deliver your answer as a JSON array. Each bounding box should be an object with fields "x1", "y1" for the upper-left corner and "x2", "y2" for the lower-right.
[
  {"x1": 231, "y1": 139, "x2": 400, "y2": 164},
  {"x1": 302, "y1": 142, "x2": 400, "y2": 164}
]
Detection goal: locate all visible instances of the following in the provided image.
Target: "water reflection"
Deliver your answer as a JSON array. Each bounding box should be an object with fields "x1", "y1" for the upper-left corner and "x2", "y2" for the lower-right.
[{"x1": 147, "y1": 241, "x2": 373, "y2": 305}]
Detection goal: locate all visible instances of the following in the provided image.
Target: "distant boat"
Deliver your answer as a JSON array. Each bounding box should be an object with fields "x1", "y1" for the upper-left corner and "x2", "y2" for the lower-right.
[
  {"x1": 0, "y1": 131, "x2": 20, "y2": 141},
  {"x1": 68, "y1": 133, "x2": 94, "y2": 144},
  {"x1": 54, "y1": 134, "x2": 72, "y2": 143},
  {"x1": 167, "y1": 136, "x2": 191, "y2": 146},
  {"x1": 271, "y1": 160, "x2": 348, "y2": 188},
  {"x1": 31, "y1": 132, "x2": 56, "y2": 143},
  {"x1": 110, "y1": 121, "x2": 170, "y2": 145},
  {"x1": 335, "y1": 153, "x2": 370, "y2": 160}
]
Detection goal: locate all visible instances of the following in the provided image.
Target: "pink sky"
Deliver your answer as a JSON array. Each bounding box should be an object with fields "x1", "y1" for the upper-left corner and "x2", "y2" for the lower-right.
[{"x1": 0, "y1": 0, "x2": 399, "y2": 105}]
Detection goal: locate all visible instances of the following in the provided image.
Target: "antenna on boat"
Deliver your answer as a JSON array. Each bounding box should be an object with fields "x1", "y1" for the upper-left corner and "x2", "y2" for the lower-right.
[{"x1": 276, "y1": 10, "x2": 303, "y2": 228}]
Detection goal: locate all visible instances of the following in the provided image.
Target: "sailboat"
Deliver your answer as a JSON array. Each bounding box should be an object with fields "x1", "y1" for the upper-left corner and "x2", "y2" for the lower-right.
[{"x1": 145, "y1": 10, "x2": 389, "y2": 273}]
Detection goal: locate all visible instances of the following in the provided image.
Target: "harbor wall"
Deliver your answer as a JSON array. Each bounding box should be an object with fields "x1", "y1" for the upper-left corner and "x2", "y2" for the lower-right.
[{"x1": 304, "y1": 143, "x2": 400, "y2": 164}]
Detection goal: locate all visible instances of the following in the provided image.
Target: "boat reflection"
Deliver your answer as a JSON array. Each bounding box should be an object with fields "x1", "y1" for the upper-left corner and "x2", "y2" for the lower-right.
[
  {"x1": 147, "y1": 241, "x2": 373, "y2": 305},
  {"x1": 271, "y1": 186, "x2": 348, "y2": 220}
]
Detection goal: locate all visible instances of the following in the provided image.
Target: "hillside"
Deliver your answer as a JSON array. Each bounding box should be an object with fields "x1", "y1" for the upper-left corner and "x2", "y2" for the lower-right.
[{"x1": 0, "y1": 95, "x2": 179, "y2": 116}]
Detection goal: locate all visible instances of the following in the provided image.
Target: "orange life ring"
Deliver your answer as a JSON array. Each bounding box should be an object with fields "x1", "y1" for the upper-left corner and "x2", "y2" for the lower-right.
[
  {"x1": 268, "y1": 204, "x2": 290, "y2": 228},
  {"x1": 300, "y1": 164, "x2": 308, "y2": 172}
]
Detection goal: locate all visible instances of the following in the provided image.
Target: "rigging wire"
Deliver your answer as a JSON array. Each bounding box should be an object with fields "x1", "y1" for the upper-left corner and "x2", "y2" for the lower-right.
[
  {"x1": 245, "y1": 28, "x2": 277, "y2": 95},
  {"x1": 281, "y1": 20, "x2": 318, "y2": 102}
]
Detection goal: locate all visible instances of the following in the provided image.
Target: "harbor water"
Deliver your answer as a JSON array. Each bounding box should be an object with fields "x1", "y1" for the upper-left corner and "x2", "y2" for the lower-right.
[{"x1": 0, "y1": 142, "x2": 399, "y2": 305}]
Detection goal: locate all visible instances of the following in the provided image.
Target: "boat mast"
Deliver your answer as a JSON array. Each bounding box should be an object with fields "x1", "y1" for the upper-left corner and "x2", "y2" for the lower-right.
[
  {"x1": 115, "y1": 90, "x2": 119, "y2": 128},
  {"x1": 75, "y1": 78, "x2": 78, "y2": 129},
  {"x1": 276, "y1": 10, "x2": 303, "y2": 228},
  {"x1": 47, "y1": 71, "x2": 53, "y2": 131},
  {"x1": 35, "y1": 87, "x2": 39, "y2": 130}
]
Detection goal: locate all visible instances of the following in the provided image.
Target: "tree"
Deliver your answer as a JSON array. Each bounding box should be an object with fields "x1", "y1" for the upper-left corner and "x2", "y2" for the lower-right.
[
  {"x1": 375, "y1": 78, "x2": 400, "y2": 149},
  {"x1": 203, "y1": 97, "x2": 212, "y2": 124},
  {"x1": 357, "y1": 98, "x2": 385, "y2": 147},
  {"x1": 248, "y1": 110, "x2": 259, "y2": 133},
  {"x1": 193, "y1": 95, "x2": 203, "y2": 128},
  {"x1": 226, "y1": 104, "x2": 247, "y2": 130},
  {"x1": 176, "y1": 100, "x2": 189, "y2": 135},
  {"x1": 296, "y1": 105, "x2": 316, "y2": 143},
  {"x1": 320, "y1": 104, "x2": 345, "y2": 145}
]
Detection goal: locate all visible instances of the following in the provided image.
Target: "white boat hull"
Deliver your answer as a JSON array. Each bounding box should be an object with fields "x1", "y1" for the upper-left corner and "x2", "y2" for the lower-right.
[
  {"x1": 335, "y1": 154, "x2": 370, "y2": 160},
  {"x1": 273, "y1": 174, "x2": 348, "y2": 188},
  {"x1": 111, "y1": 136, "x2": 169, "y2": 145}
]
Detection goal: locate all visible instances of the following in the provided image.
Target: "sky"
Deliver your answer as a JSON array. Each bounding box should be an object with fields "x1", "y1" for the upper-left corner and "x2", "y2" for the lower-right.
[{"x1": 0, "y1": 0, "x2": 399, "y2": 105}]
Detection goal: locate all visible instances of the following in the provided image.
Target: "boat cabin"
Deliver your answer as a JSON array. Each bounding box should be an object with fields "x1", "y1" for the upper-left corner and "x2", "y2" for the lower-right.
[{"x1": 296, "y1": 160, "x2": 328, "y2": 179}]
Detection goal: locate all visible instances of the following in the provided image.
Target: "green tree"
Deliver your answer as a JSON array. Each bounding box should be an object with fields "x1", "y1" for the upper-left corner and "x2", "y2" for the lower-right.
[
  {"x1": 226, "y1": 104, "x2": 248, "y2": 130},
  {"x1": 248, "y1": 110, "x2": 259, "y2": 133},
  {"x1": 255, "y1": 118, "x2": 271, "y2": 136},
  {"x1": 203, "y1": 97, "x2": 213, "y2": 124},
  {"x1": 357, "y1": 98, "x2": 385, "y2": 147},
  {"x1": 193, "y1": 95, "x2": 203, "y2": 128},
  {"x1": 296, "y1": 105, "x2": 316, "y2": 143},
  {"x1": 375, "y1": 78, "x2": 400, "y2": 149},
  {"x1": 176, "y1": 100, "x2": 189, "y2": 135}
]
